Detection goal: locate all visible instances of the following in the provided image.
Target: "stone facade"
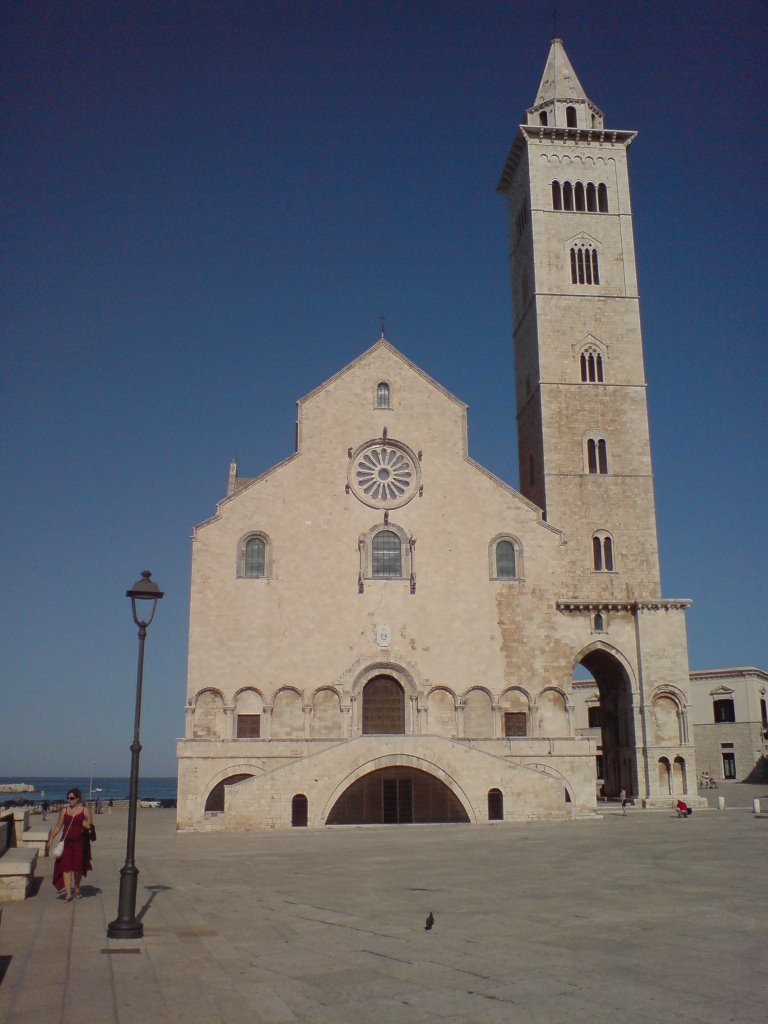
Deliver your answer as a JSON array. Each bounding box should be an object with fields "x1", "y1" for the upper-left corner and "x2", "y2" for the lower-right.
[
  {"x1": 177, "y1": 38, "x2": 699, "y2": 830},
  {"x1": 690, "y1": 668, "x2": 768, "y2": 783}
]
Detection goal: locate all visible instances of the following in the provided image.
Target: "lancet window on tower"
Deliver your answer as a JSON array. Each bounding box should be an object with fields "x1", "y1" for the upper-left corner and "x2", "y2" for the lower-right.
[
  {"x1": 552, "y1": 181, "x2": 608, "y2": 213},
  {"x1": 592, "y1": 532, "x2": 615, "y2": 572},
  {"x1": 570, "y1": 245, "x2": 600, "y2": 285},
  {"x1": 586, "y1": 437, "x2": 608, "y2": 474},
  {"x1": 580, "y1": 347, "x2": 604, "y2": 383}
]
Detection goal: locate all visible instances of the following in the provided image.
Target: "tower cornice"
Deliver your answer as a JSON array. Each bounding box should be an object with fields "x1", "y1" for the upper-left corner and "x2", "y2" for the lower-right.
[
  {"x1": 497, "y1": 126, "x2": 637, "y2": 193},
  {"x1": 556, "y1": 600, "x2": 692, "y2": 613}
]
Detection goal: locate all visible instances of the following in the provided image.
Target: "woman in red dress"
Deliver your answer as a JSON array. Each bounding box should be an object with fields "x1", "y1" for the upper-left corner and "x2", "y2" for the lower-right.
[{"x1": 47, "y1": 788, "x2": 94, "y2": 901}]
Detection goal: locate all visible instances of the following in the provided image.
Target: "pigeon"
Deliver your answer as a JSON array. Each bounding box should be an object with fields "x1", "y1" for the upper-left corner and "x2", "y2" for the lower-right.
[{"x1": 425, "y1": 912, "x2": 434, "y2": 931}]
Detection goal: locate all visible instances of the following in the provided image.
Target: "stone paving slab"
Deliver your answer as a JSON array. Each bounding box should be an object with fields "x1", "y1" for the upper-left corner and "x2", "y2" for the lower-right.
[{"x1": 0, "y1": 801, "x2": 766, "y2": 1023}]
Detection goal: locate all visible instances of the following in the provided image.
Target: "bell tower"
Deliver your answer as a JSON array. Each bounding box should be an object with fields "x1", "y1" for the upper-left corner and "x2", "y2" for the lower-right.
[{"x1": 498, "y1": 38, "x2": 661, "y2": 600}]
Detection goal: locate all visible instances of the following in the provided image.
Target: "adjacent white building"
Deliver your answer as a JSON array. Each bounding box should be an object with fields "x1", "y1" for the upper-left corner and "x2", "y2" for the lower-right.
[{"x1": 690, "y1": 668, "x2": 768, "y2": 783}]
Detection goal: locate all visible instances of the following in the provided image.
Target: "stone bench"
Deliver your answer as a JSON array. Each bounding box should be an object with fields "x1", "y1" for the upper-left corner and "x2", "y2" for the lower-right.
[
  {"x1": 21, "y1": 829, "x2": 49, "y2": 853},
  {"x1": 0, "y1": 848, "x2": 38, "y2": 902}
]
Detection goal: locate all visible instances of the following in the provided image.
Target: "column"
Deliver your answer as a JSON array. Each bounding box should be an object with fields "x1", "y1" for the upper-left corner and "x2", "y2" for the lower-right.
[{"x1": 261, "y1": 705, "x2": 272, "y2": 740}]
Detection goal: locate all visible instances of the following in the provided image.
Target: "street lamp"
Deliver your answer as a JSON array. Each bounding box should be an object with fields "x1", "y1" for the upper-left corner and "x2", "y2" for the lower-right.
[{"x1": 107, "y1": 570, "x2": 164, "y2": 940}]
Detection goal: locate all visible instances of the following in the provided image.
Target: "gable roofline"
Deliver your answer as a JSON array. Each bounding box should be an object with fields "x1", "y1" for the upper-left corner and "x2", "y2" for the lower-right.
[
  {"x1": 192, "y1": 451, "x2": 301, "y2": 536},
  {"x1": 464, "y1": 456, "x2": 562, "y2": 538},
  {"x1": 297, "y1": 337, "x2": 467, "y2": 411}
]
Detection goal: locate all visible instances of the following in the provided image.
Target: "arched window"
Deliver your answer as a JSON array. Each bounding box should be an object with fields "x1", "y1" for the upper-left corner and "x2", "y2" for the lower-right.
[
  {"x1": 362, "y1": 676, "x2": 405, "y2": 734},
  {"x1": 587, "y1": 437, "x2": 608, "y2": 474},
  {"x1": 592, "y1": 532, "x2": 615, "y2": 572},
  {"x1": 239, "y1": 534, "x2": 271, "y2": 578},
  {"x1": 566, "y1": 105, "x2": 577, "y2": 127},
  {"x1": 570, "y1": 245, "x2": 600, "y2": 285},
  {"x1": 587, "y1": 439, "x2": 597, "y2": 474},
  {"x1": 597, "y1": 439, "x2": 608, "y2": 474},
  {"x1": 580, "y1": 348, "x2": 605, "y2": 382},
  {"x1": 539, "y1": 110, "x2": 548, "y2": 126},
  {"x1": 490, "y1": 536, "x2": 522, "y2": 580},
  {"x1": 552, "y1": 180, "x2": 562, "y2": 210},
  {"x1": 372, "y1": 530, "x2": 402, "y2": 578},
  {"x1": 563, "y1": 181, "x2": 574, "y2": 211},
  {"x1": 598, "y1": 183, "x2": 608, "y2": 212},
  {"x1": 361, "y1": 524, "x2": 412, "y2": 587},
  {"x1": 593, "y1": 612, "x2": 605, "y2": 632},
  {"x1": 376, "y1": 381, "x2": 390, "y2": 408},
  {"x1": 496, "y1": 540, "x2": 516, "y2": 579},
  {"x1": 575, "y1": 182, "x2": 585, "y2": 211},
  {"x1": 245, "y1": 537, "x2": 265, "y2": 576},
  {"x1": 586, "y1": 183, "x2": 597, "y2": 212}
]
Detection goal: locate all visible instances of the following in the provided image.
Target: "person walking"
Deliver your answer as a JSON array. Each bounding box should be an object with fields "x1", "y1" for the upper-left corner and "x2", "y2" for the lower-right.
[
  {"x1": 46, "y1": 788, "x2": 94, "y2": 902},
  {"x1": 620, "y1": 788, "x2": 627, "y2": 815}
]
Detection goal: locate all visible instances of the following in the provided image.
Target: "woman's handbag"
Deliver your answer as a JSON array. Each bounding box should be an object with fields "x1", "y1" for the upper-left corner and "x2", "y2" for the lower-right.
[{"x1": 52, "y1": 812, "x2": 75, "y2": 858}]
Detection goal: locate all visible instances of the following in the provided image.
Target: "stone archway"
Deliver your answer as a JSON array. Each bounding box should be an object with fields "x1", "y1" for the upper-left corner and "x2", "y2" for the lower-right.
[
  {"x1": 326, "y1": 766, "x2": 470, "y2": 825},
  {"x1": 578, "y1": 648, "x2": 638, "y2": 798},
  {"x1": 204, "y1": 773, "x2": 255, "y2": 813}
]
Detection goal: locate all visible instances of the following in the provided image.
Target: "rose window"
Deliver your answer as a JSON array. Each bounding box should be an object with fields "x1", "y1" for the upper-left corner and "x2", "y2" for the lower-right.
[{"x1": 348, "y1": 440, "x2": 420, "y2": 509}]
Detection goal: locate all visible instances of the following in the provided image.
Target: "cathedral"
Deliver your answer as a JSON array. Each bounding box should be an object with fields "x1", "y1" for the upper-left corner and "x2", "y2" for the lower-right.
[{"x1": 176, "y1": 38, "x2": 698, "y2": 830}]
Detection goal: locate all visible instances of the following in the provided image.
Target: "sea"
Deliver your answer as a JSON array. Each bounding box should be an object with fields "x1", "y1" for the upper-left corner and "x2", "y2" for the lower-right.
[{"x1": 0, "y1": 776, "x2": 177, "y2": 803}]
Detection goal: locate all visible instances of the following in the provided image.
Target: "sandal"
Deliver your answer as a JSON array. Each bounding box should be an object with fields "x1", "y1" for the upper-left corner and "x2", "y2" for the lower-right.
[
  {"x1": 74, "y1": 892, "x2": 82, "y2": 899},
  {"x1": 64, "y1": 895, "x2": 72, "y2": 903}
]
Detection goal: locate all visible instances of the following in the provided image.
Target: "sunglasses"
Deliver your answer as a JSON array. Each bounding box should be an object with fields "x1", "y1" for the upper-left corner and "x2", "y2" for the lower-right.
[{"x1": 67, "y1": 796, "x2": 77, "y2": 801}]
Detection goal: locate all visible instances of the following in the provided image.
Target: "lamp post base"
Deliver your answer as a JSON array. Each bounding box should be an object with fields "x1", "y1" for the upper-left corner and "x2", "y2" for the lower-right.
[
  {"x1": 106, "y1": 919, "x2": 144, "y2": 940},
  {"x1": 107, "y1": 864, "x2": 143, "y2": 939}
]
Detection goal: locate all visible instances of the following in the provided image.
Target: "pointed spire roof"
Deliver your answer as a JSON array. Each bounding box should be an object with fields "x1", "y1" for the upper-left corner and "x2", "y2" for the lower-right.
[{"x1": 533, "y1": 38, "x2": 590, "y2": 106}]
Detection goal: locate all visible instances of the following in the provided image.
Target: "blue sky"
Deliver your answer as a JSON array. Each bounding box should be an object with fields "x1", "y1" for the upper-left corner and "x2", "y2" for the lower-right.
[{"x1": 2, "y1": 1, "x2": 766, "y2": 777}]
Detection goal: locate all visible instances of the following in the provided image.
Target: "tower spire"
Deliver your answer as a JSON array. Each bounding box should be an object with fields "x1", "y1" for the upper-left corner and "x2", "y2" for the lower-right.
[{"x1": 525, "y1": 38, "x2": 603, "y2": 130}]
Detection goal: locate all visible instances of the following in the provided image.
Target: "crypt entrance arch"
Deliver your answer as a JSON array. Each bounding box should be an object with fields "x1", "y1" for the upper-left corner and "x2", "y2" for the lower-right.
[
  {"x1": 576, "y1": 644, "x2": 638, "y2": 798},
  {"x1": 324, "y1": 755, "x2": 474, "y2": 825}
]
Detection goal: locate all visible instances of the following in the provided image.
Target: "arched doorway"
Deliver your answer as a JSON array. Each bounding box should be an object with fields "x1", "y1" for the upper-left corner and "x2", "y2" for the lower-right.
[
  {"x1": 488, "y1": 788, "x2": 504, "y2": 820},
  {"x1": 576, "y1": 649, "x2": 638, "y2": 798},
  {"x1": 362, "y1": 675, "x2": 405, "y2": 734},
  {"x1": 291, "y1": 794, "x2": 308, "y2": 827},
  {"x1": 204, "y1": 773, "x2": 254, "y2": 813},
  {"x1": 326, "y1": 767, "x2": 470, "y2": 825}
]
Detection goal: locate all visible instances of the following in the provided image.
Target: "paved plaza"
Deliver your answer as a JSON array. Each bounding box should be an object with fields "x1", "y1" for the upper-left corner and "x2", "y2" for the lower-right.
[{"x1": 1, "y1": 795, "x2": 767, "y2": 1024}]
